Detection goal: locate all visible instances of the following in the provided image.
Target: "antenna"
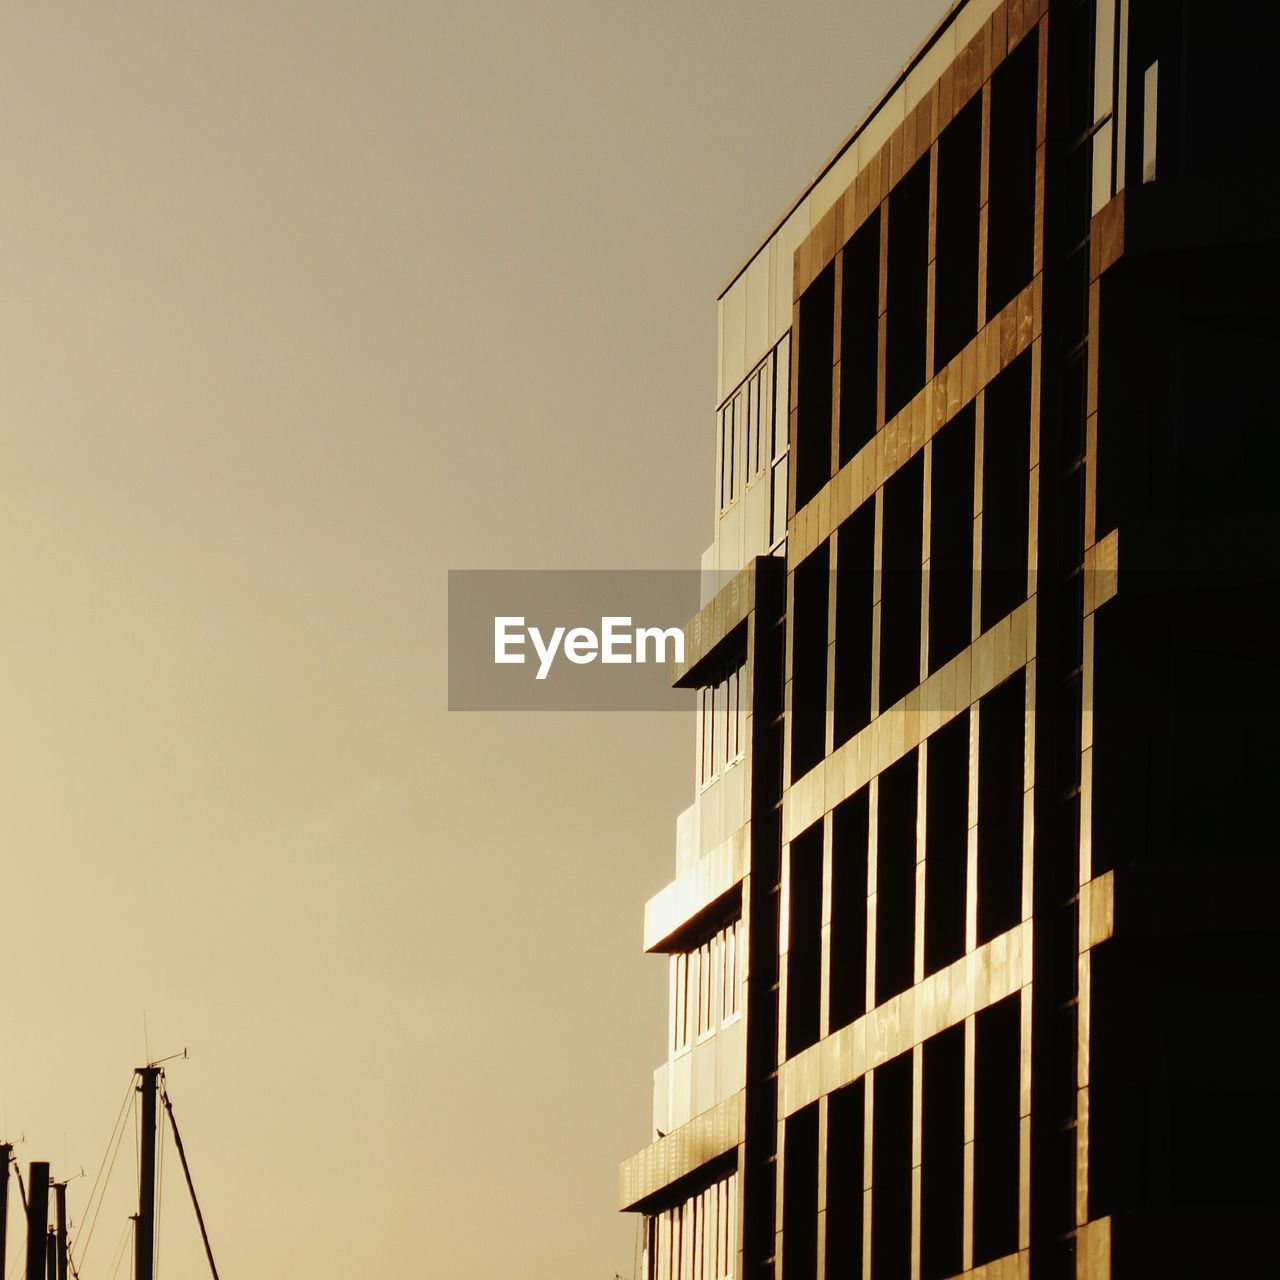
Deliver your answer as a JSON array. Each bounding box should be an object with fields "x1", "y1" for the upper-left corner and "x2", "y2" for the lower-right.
[{"x1": 146, "y1": 1049, "x2": 189, "y2": 1069}]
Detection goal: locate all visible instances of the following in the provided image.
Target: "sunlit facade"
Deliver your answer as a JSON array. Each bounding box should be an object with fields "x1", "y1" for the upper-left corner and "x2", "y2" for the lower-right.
[{"x1": 620, "y1": 1, "x2": 1280, "y2": 1276}]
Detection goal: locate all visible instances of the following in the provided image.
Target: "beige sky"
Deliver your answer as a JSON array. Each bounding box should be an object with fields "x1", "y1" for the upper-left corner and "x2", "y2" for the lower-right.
[{"x1": 0, "y1": 2, "x2": 945, "y2": 1275}]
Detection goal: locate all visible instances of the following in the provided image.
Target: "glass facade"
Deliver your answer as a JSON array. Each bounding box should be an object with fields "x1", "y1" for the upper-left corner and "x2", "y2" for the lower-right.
[{"x1": 621, "y1": 4, "x2": 1280, "y2": 1277}]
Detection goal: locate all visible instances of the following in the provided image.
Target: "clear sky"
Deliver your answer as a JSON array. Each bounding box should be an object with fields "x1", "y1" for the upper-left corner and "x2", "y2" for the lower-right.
[{"x1": 0, "y1": 2, "x2": 946, "y2": 1275}]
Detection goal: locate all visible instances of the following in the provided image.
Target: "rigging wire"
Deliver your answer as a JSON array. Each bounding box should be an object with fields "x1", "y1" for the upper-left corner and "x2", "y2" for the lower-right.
[
  {"x1": 3, "y1": 1162, "x2": 27, "y2": 1280},
  {"x1": 72, "y1": 1075, "x2": 137, "y2": 1275},
  {"x1": 4, "y1": 1227, "x2": 24, "y2": 1280},
  {"x1": 103, "y1": 1215, "x2": 132, "y2": 1280},
  {"x1": 72, "y1": 1074, "x2": 135, "y2": 1268}
]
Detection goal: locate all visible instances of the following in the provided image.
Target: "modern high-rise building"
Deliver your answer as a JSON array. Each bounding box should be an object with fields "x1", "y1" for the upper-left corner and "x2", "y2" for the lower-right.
[{"x1": 618, "y1": 1, "x2": 1280, "y2": 1277}]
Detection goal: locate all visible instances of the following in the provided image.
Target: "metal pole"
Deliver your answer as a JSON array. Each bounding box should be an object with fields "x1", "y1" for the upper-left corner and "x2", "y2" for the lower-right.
[
  {"x1": 44, "y1": 1230, "x2": 55, "y2": 1280},
  {"x1": 53, "y1": 1183, "x2": 68, "y2": 1280},
  {"x1": 0, "y1": 1143, "x2": 11, "y2": 1276},
  {"x1": 135, "y1": 1068, "x2": 160, "y2": 1280},
  {"x1": 25, "y1": 1162, "x2": 48, "y2": 1280}
]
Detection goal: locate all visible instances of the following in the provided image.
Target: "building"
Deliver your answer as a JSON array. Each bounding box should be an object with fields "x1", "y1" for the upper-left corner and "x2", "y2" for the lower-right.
[{"x1": 618, "y1": 0, "x2": 1280, "y2": 1276}]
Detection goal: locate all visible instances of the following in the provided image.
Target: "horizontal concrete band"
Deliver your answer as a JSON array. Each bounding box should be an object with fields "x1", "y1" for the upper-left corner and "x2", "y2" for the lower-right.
[
  {"x1": 671, "y1": 560, "x2": 763, "y2": 686},
  {"x1": 780, "y1": 919, "x2": 1033, "y2": 1120},
  {"x1": 786, "y1": 596, "x2": 1036, "y2": 844},
  {"x1": 788, "y1": 277, "x2": 1042, "y2": 568},
  {"x1": 944, "y1": 1246, "x2": 1030, "y2": 1280},
  {"x1": 644, "y1": 827, "x2": 747, "y2": 954},
  {"x1": 618, "y1": 1090, "x2": 743, "y2": 1212}
]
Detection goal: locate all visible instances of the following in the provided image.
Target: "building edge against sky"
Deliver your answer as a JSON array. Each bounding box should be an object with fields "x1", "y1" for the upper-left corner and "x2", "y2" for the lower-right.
[{"x1": 619, "y1": 1, "x2": 1280, "y2": 1278}]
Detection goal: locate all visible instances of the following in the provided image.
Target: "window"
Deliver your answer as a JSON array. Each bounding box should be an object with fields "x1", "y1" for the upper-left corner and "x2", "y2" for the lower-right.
[
  {"x1": 829, "y1": 788, "x2": 869, "y2": 1033},
  {"x1": 671, "y1": 916, "x2": 744, "y2": 1055},
  {"x1": 880, "y1": 451, "x2": 924, "y2": 711},
  {"x1": 871, "y1": 1051, "x2": 913, "y2": 1280},
  {"x1": 796, "y1": 265, "x2": 835, "y2": 509},
  {"x1": 921, "y1": 1024, "x2": 965, "y2": 1280},
  {"x1": 646, "y1": 1169, "x2": 738, "y2": 1280},
  {"x1": 976, "y1": 670, "x2": 1025, "y2": 944},
  {"x1": 783, "y1": 1106, "x2": 818, "y2": 1279},
  {"x1": 790, "y1": 541, "x2": 829, "y2": 780},
  {"x1": 885, "y1": 154, "x2": 930, "y2": 420},
  {"x1": 987, "y1": 27, "x2": 1039, "y2": 319},
  {"x1": 825, "y1": 1081, "x2": 865, "y2": 1279},
  {"x1": 934, "y1": 95, "x2": 982, "y2": 371},
  {"x1": 771, "y1": 334, "x2": 791, "y2": 547},
  {"x1": 875, "y1": 750, "x2": 917, "y2": 1006},
  {"x1": 834, "y1": 498, "x2": 875, "y2": 746},
  {"x1": 786, "y1": 822, "x2": 823, "y2": 1058},
  {"x1": 698, "y1": 658, "x2": 748, "y2": 787},
  {"x1": 980, "y1": 350, "x2": 1031, "y2": 632},
  {"x1": 928, "y1": 403, "x2": 976, "y2": 673},
  {"x1": 839, "y1": 208, "x2": 880, "y2": 464},
  {"x1": 718, "y1": 345, "x2": 782, "y2": 515},
  {"x1": 718, "y1": 394, "x2": 739, "y2": 509},
  {"x1": 925, "y1": 711, "x2": 969, "y2": 975},
  {"x1": 973, "y1": 996, "x2": 1021, "y2": 1265}
]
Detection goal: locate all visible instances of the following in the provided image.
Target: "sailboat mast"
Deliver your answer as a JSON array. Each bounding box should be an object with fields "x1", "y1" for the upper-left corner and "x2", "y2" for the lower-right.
[
  {"x1": 25, "y1": 1162, "x2": 47, "y2": 1280},
  {"x1": 0, "y1": 1142, "x2": 10, "y2": 1275},
  {"x1": 53, "y1": 1182, "x2": 68, "y2": 1280},
  {"x1": 135, "y1": 1067, "x2": 161, "y2": 1280}
]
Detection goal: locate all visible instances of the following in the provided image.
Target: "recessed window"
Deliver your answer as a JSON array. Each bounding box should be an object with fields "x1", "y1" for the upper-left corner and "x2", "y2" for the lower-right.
[
  {"x1": 835, "y1": 498, "x2": 875, "y2": 746},
  {"x1": 934, "y1": 95, "x2": 982, "y2": 371},
  {"x1": 771, "y1": 334, "x2": 792, "y2": 547},
  {"x1": 980, "y1": 351, "x2": 1031, "y2": 632},
  {"x1": 782, "y1": 1105, "x2": 818, "y2": 1279},
  {"x1": 987, "y1": 28, "x2": 1039, "y2": 319},
  {"x1": 796, "y1": 266, "x2": 836, "y2": 509},
  {"x1": 786, "y1": 822, "x2": 823, "y2": 1058},
  {"x1": 829, "y1": 787, "x2": 869, "y2": 1033},
  {"x1": 840, "y1": 208, "x2": 880, "y2": 464},
  {"x1": 790, "y1": 542, "x2": 829, "y2": 781},
  {"x1": 699, "y1": 658, "x2": 747, "y2": 787},
  {"x1": 645, "y1": 1167, "x2": 738, "y2": 1280},
  {"x1": 925, "y1": 710, "x2": 969, "y2": 975},
  {"x1": 977, "y1": 670, "x2": 1025, "y2": 944},
  {"x1": 921, "y1": 1023, "x2": 965, "y2": 1280},
  {"x1": 875, "y1": 750, "x2": 917, "y2": 1006},
  {"x1": 671, "y1": 915, "x2": 743, "y2": 1056},
  {"x1": 928, "y1": 404, "x2": 976, "y2": 672},
  {"x1": 885, "y1": 155, "x2": 930, "y2": 420},
  {"x1": 871, "y1": 1050, "x2": 912, "y2": 1280},
  {"x1": 880, "y1": 452, "x2": 924, "y2": 710},
  {"x1": 718, "y1": 353, "x2": 777, "y2": 515},
  {"x1": 974, "y1": 995, "x2": 1021, "y2": 1265},
  {"x1": 825, "y1": 1081, "x2": 865, "y2": 1280}
]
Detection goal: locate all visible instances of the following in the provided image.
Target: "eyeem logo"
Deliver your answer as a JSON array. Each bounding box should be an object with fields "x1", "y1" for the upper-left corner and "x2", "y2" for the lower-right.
[{"x1": 494, "y1": 616, "x2": 685, "y2": 680}]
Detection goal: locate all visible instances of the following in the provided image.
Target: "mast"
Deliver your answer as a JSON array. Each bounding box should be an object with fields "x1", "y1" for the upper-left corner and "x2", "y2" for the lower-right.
[
  {"x1": 25, "y1": 1162, "x2": 47, "y2": 1280},
  {"x1": 135, "y1": 1067, "x2": 161, "y2": 1280},
  {"x1": 0, "y1": 1142, "x2": 11, "y2": 1276},
  {"x1": 53, "y1": 1182, "x2": 68, "y2": 1280}
]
